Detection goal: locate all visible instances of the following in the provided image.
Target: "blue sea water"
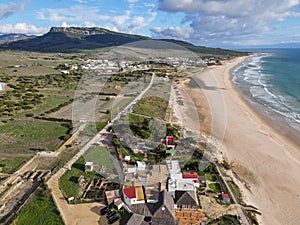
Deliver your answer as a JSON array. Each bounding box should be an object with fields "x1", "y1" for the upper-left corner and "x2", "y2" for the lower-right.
[{"x1": 233, "y1": 49, "x2": 300, "y2": 132}]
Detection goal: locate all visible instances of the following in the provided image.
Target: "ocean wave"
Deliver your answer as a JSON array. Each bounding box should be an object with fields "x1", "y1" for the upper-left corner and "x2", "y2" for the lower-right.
[{"x1": 233, "y1": 52, "x2": 300, "y2": 131}]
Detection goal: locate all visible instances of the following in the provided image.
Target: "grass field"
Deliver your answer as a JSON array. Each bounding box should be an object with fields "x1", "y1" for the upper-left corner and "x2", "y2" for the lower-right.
[
  {"x1": 0, "y1": 50, "x2": 79, "y2": 69},
  {"x1": 133, "y1": 96, "x2": 168, "y2": 120},
  {"x1": 208, "y1": 215, "x2": 240, "y2": 225},
  {"x1": 15, "y1": 94, "x2": 72, "y2": 118},
  {"x1": 228, "y1": 181, "x2": 243, "y2": 203},
  {"x1": 59, "y1": 157, "x2": 100, "y2": 199},
  {"x1": 0, "y1": 119, "x2": 71, "y2": 154},
  {"x1": 12, "y1": 185, "x2": 64, "y2": 225},
  {"x1": 84, "y1": 146, "x2": 115, "y2": 175},
  {"x1": 206, "y1": 174, "x2": 217, "y2": 182},
  {"x1": 208, "y1": 183, "x2": 222, "y2": 192},
  {"x1": 2, "y1": 65, "x2": 60, "y2": 77},
  {"x1": 0, "y1": 157, "x2": 27, "y2": 173}
]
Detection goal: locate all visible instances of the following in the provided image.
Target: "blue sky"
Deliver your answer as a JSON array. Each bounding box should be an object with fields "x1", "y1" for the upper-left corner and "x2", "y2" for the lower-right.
[{"x1": 0, "y1": 0, "x2": 300, "y2": 48}]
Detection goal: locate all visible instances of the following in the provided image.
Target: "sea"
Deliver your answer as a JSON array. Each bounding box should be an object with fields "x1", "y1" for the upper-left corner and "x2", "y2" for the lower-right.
[{"x1": 232, "y1": 49, "x2": 300, "y2": 143}]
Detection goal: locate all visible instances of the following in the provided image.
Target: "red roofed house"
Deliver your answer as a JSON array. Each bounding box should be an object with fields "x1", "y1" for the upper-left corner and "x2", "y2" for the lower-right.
[
  {"x1": 182, "y1": 172, "x2": 198, "y2": 179},
  {"x1": 166, "y1": 136, "x2": 175, "y2": 148},
  {"x1": 222, "y1": 193, "x2": 230, "y2": 203},
  {"x1": 123, "y1": 186, "x2": 145, "y2": 206},
  {"x1": 123, "y1": 187, "x2": 137, "y2": 206},
  {"x1": 182, "y1": 172, "x2": 200, "y2": 188}
]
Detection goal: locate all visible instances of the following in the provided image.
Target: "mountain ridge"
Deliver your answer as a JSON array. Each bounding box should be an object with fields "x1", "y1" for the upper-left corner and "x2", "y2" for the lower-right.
[
  {"x1": 0, "y1": 33, "x2": 36, "y2": 42},
  {"x1": 0, "y1": 27, "x2": 247, "y2": 56}
]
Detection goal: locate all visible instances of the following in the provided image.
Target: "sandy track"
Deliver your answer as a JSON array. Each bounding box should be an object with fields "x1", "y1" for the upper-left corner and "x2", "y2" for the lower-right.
[{"x1": 47, "y1": 169, "x2": 104, "y2": 225}]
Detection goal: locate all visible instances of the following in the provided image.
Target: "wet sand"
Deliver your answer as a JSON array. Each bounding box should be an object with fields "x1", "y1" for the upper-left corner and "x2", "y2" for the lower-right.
[{"x1": 180, "y1": 57, "x2": 300, "y2": 225}]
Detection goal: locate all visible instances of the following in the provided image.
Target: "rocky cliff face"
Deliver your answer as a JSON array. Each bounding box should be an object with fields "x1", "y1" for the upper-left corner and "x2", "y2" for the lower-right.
[{"x1": 49, "y1": 27, "x2": 110, "y2": 36}]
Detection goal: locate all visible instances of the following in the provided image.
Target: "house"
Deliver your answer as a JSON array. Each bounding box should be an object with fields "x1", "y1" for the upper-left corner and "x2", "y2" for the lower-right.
[
  {"x1": 114, "y1": 198, "x2": 124, "y2": 210},
  {"x1": 222, "y1": 193, "x2": 230, "y2": 203},
  {"x1": 166, "y1": 160, "x2": 181, "y2": 175},
  {"x1": 123, "y1": 186, "x2": 145, "y2": 206},
  {"x1": 198, "y1": 176, "x2": 207, "y2": 186},
  {"x1": 182, "y1": 172, "x2": 198, "y2": 180},
  {"x1": 124, "y1": 156, "x2": 131, "y2": 162},
  {"x1": 123, "y1": 187, "x2": 137, "y2": 206},
  {"x1": 137, "y1": 161, "x2": 146, "y2": 171},
  {"x1": 166, "y1": 136, "x2": 175, "y2": 148},
  {"x1": 174, "y1": 190, "x2": 199, "y2": 210},
  {"x1": 182, "y1": 172, "x2": 200, "y2": 188},
  {"x1": 128, "y1": 191, "x2": 176, "y2": 225},
  {"x1": 124, "y1": 213, "x2": 148, "y2": 225},
  {"x1": 168, "y1": 178, "x2": 196, "y2": 197},
  {"x1": 105, "y1": 190, "x2": 120, "y2": 205},
  {"x1": 161, "y1": 137, "x2": 176, "y2": 155},
  {"x1": 85, "y1": 162, "x2": 93, "y2": 172}
]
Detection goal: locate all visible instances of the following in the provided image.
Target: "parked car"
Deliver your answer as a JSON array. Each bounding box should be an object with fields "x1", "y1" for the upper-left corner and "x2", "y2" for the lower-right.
[
  {"x1": 100, "y1": 206, "x2": 110, "y2": 215},
  {"x1": 108, "y1": 215, "x2": 120, "y2": 224},
  {"x1": 106, "y1": 210, "x2": 116, "y2": 219}
]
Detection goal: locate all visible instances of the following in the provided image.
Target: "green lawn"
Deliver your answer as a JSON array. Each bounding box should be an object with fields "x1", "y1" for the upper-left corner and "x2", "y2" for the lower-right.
[
  {"x1": 84, "y1": 146, "x2": 115, "y2": 175},
  {"x1": 208, "y1": 215, "x2": 240, "y2": 225},
  {"x1": 0, "y1": 119, "x2": 71, "y2": 153},
  {"x1": 208, "y1": 183, "x2": 221, "y2": 192},
  {"x1": 111, "y1": 137, "x2": 145, "y2": 162},
  {"x1": 0, "y1": 158, "x2": 27, "y2": 173},
  {"x1": 12, "y1": 185, "x2": 64, "y2": 225},
  {"x1": 133, "y1": 96, "x2": 168, "y2": 120},
  {"x1": 228, "y1": 181, "x2": 243, "y2": 203},
  {"x1": 59, "y1": 157, "x2": 100, "y2": 199},
  {"x1": 206, "y1": 174, "x2": 217, "y2": 182}
]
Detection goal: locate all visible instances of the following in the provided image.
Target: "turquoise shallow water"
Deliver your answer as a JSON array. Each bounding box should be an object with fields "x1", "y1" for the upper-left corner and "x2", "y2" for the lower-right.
[{"x1": 233, "y1": 49, "x2": 300, "y2": 132}]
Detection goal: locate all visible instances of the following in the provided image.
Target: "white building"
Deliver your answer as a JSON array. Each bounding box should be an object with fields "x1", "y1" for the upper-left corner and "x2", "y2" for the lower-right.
[{"x1": 85, "y1": 162, "x2": 94, "y2": 172}]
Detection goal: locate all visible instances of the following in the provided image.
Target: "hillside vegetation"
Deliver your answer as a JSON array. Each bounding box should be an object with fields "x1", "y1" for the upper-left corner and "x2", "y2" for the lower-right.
[{"x1": 0, "y1": 27, "x2": 248, "y2": 57}]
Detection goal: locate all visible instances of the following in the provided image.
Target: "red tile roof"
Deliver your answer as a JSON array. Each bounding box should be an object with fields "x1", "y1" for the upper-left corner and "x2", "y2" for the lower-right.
[
  {"x1": 123, "y1": 187, "x2": 136, "y2": 199},
  {"x1": 182, "y1": 172, "x2": 198, "y2": 179},
  {"x1": 222, "y1": 193, "x2": 230, "y2": 199},
  {"x1": 161, "y1": 139, "x2": 166, "y2": 145},
  {"x1": 166, "y1": 136, "x2": 175, "y2": 146}
]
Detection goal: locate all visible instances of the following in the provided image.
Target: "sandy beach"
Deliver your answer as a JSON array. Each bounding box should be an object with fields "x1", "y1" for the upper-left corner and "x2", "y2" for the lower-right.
[{"x1": 180, "y1": 57, "x2": 300, "y2": 225}]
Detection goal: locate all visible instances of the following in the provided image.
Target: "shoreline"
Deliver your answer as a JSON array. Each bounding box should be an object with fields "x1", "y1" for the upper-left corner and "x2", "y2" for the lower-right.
[
  {"x1": 180, "y1": 56, "x2": 300, "y2": 225},
  {"x1": 229, "y1": 57, "x2": 300, "y2": 156},
  {"x1": 228, "y1": 58, "x2": 300, "y2": 161}
]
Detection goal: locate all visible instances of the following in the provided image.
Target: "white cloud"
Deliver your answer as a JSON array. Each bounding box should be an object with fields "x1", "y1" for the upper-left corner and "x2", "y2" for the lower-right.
[
  {"x1": 36, "y1": 3, "x2": 157, "y2": 35},
  {"x1": 37, "y1": 5, "x2": 110, "y2": 23},
  {"x1": 107, "y1": 10, "x2": 157, "y2": 34},
  {"x1": 0, "y1": 23, "x2": 49, "y2": 35},
  {"x1": 127, "y1": 0, "x2": 139, "y2": 2},
  {"x1": 0, "y1": 1, "x2": 26, "y2": 19},
  {"x1": 151, "y1": 27, "x2": 194, "y2": 39},
  {"x1": 112, "y1": 10, "x2": 131, "y2": 25},
  {"x1": 144, "y1": 3, "x2": 156, "y2": 8},
  {"x1": 83, "y1": 21, "x2": 96, "y2": 27},
  {"x1": 157, "y1": 0, "x2": 300, "y2": 45},
  {"x1": 75, "y1": 0, "x2": 88, "y2": 3}
]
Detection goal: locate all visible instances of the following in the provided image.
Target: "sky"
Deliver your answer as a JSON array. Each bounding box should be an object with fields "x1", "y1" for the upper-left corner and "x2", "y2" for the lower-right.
[{"x1": 0, "y1": 0, "x2": 300, "y2": 48}]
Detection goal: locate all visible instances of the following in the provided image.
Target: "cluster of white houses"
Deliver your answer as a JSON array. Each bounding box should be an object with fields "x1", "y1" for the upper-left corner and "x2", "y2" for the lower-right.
[{"x1": 115, "y1": 160, "x2": 207, "y2": 225}]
